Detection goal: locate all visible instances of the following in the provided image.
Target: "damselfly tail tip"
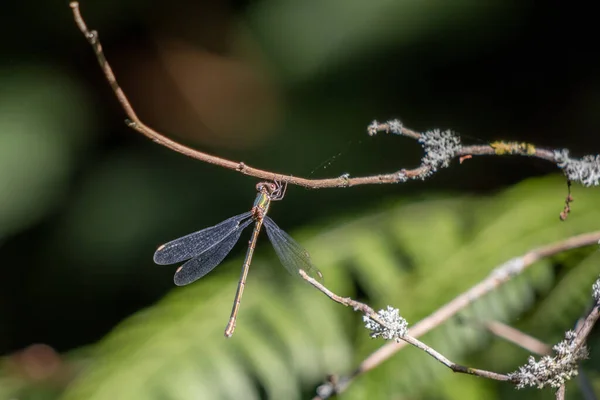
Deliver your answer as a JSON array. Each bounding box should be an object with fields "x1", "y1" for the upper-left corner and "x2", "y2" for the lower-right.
[
  {"x1": 224, "y1": 327, "x2": 235, "y2": 338},
  {"x1": 224, "y1": 318, "x2": 237, "y2": 337}
]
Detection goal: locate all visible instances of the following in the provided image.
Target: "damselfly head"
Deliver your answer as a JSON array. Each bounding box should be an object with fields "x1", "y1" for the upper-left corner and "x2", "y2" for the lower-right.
[
  {"x1": 256, "y1": 181, "x2": 277, "y2": 194},
  {"x1": 256, "y1": 181, "x2": 287, "y2": 200}
]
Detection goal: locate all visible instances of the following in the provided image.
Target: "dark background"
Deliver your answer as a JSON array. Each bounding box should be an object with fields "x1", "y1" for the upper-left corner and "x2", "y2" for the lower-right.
[{"x1": 1, "y1": 1, "x2": 599, "y2": 398}]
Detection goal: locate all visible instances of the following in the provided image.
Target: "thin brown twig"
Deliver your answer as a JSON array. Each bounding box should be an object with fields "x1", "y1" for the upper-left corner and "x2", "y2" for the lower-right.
[
  {"x1": 71, "y1": 2, "x2": 565, "y2": 190},
  {"x1": 573, "y1": 301, "x2": 600, "y2": 354},
  {"x1": 560, "y1": 180, "x2": 573, "y2": 221},
  {"x1": 570, "y1": 300, "x2": 600, "y2": 400},
  {"x1": 299, "y1": 270, "x2": 511, "y2": 400},
  {"x1": 556, "y1": 385, "x2": 566, "y2": 400},
  {"x1": 309, "y1": 230, "x2": 600, "y2": 398},
  {"x1": 482, "y1": 320, "x2": 552, "y2": 355}
]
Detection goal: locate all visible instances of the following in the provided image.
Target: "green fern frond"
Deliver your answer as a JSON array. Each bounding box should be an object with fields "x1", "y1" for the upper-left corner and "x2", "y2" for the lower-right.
[{"x1": 54, "y1": 176, "x2": 600, "y2": 400}]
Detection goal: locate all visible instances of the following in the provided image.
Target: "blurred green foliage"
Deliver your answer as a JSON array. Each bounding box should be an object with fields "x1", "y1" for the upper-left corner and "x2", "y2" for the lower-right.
[
  {"x1": 0, "y1": 66, "x2": 93, "y2": 237},
  {"x1": 3, "y1": 176, "x2": 600, "y2": 399},
  {"x1": 1, "y1": 0, "x2": 600, "y2": 399}
]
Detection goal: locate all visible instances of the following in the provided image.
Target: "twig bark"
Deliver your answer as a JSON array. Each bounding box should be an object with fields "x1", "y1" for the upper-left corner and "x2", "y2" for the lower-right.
[
  {"x1": 556, "y1": 385, "x2": 566, "y2": 400},
  {"x1": 70, "y1": 2, "x2": 574, "y2": 190},
  {"x1": 573, "y1": 302, "x2": 600, "y2": 350},
  {"x1": 307, "y1": 231, "x2": 600, "y2": 398},
  {"x1": 483, "y1": 320, "x2": 551, "y2": 355},
  {"x1": 299, "y1": 270, "x2": 512, "y2": 394},
  {"x1": 572, "y1": 302, "x2": 599, "y2": 400}
]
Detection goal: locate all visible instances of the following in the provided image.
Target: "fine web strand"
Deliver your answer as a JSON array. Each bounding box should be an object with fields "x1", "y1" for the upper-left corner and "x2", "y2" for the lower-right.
[{"x1": 308, "y1": 139, "x2": 357, "y2": 177}]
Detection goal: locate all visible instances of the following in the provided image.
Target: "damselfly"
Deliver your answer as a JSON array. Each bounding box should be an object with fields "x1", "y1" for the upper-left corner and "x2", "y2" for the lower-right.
[{"x1": 154, "y1": 181, "x2": 323, "y2": 337}]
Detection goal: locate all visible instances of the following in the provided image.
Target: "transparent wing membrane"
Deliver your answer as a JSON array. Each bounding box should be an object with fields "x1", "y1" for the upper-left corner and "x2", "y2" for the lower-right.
[
  {"x1": 152, "y1": 183, "x2": 322, "y2": 337},
  {"x1": 263, "y1": 216, "x2": 323, "y2": 282},
  {"x1": 173, "y1": 218, "x2": 253, "y2": 286},
  {"x1": 153, "y1": 212, "x2": 252, "y2": 265}
]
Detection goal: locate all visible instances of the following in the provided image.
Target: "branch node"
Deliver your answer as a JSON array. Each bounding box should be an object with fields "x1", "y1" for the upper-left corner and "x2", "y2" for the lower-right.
[
  {"x1": 491, "y1": 141, "x2": 536, "y2": 156},
  {"x1": 491, "y1": 257, "x2": 525, "y2": 279},
  {"x1": 339, "y1": 173, "x2": 350, "y2": 187},
  {"x1": 396, "y1": 170, "x2": 408, "y2": 183},
  {"x1": 87, "y1": 30, "x2": 98, "y2": 43}
]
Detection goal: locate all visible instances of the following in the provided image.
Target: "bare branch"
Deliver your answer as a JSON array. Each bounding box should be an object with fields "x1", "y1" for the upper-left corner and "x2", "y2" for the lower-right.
[
  {"x1": 492, "y1": 273, "x2": 600, "y2": 392},
  {"x1": 70, "y1": 3, "x2": 599, "y2": 190},
  {"x1": 483, "y1": 321, "x2": 552, "y2": 355},
  {"x1": 556, "y1": 385, "x2": 566, "y2": 400},
  {"x1": 573, "y1": 300, "x2": 600, "y2": 350},
  {"x1": 311, "y1": 231, "x2": 600, "y2": 398},
  {"x1": 509, "y1": 330, "x2": 587, "y2": 389},
  {"x1": 560, "y1": 181, "x2": 573, "y2": 221},
  {"x1": 299, "y1": 270, "x2": 512, "y2": 400}
]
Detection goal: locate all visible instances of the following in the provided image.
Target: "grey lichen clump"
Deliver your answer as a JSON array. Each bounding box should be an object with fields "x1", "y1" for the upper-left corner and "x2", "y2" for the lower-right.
[
  {"x1": 386, "y1": 119, "x2": 404, "y2": 134},
  {"x1": 554, "y1": 149, "x2": 600, "y2": 187},
  {"x1": 509, "y1": 331, "x2": 588, "y2": 389},
  {"x1": 366, "y1": 119, "x2": 404, "y2": 136},
  {"x1": 418, "y1": 129, "x2": 462, "y2": 178},
  {"x1": 592, "y1": 275, "x2": 600, "y2": 301},
  {"x1": 363, "y1": 306, "x2": 409, "y2": 340}
]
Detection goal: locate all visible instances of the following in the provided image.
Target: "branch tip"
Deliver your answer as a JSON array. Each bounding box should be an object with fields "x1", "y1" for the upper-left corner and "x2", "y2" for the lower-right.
[{"x1": 555, "y1": 149, "x2": 600, "y2": 187}]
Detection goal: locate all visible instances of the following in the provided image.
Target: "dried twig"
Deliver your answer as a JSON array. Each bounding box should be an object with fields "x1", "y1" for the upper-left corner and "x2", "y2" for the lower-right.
[
  {"x1": 502, "y1": 277, "x2": 600, "y2": 393},
  {"x1": 309, "y1": 231, "x2": 600, "y2": 398},
  {"x1": 560, "y1": 180, "x2": 573, "y2": 221},
  {"x1": 483, "y1": 321, "x2": 552, "y2": 355},
  {"x1": 70, "y1": 2, "x2": 600, "y2": 190},
  {"x1": 573, "y1": 301, "x2": 600, "y2": 350},
  {"x1": 552, "y1": 300, "x2": 600, "y2": 400},
  {"x1": 556, "y1": 385, "x2": 566, "y2": 400},
  {"x1": 572, "y1": 301, "x2": 600, "y2": 400},
  {"x1": 299, "y1": 270, "x2": 511, "y2": 400}
]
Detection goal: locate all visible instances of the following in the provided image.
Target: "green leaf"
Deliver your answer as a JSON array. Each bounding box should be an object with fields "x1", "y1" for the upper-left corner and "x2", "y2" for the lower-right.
[{"x1": 57, "y1": 175, "x2": 600, "y2": 399}]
